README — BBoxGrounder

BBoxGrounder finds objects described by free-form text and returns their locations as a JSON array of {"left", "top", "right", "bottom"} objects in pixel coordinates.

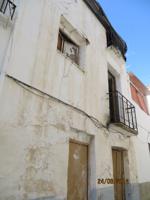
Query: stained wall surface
[{"left": 0, "top": 1, "right": 149, "bottom": 200}]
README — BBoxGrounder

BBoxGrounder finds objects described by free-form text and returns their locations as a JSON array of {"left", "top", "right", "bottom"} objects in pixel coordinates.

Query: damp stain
[{"left": 23, "top": 146, "right": 56, "bottom": 194}]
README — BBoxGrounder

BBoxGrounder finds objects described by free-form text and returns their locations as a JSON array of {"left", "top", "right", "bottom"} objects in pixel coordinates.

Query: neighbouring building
[
  {"left": 129, "top": 72, "right": 150, "bottom": 115},
  {"left": 128, "top": 72, "right": 150, "bottom": 200},
  {"left": 0, "top": 0, "right": 150, "bottom": 200},
  {"left": 147, "top": 86, "right": 150, "bottom": 112}
]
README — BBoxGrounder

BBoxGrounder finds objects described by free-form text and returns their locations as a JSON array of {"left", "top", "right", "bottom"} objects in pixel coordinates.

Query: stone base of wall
[
  {"left": 96, "top": 183, "right": 141, "bottom": 200},
  {"left": 139, "top": 182, "right": 150, "bottom": 200},
  {"left": 97, "top": 186, "right": 114, "bottom": 200},
  {"left": 125, "top": 183, "right": 140, "bottom": 200},
  {"left": 96, "top": 182, "right": 150, "bottom": 200},
  {"left": 25, "top": 183, "right": 150, "bottom": 200},
  {"left": 30, "top": 197, "right": 65, "bottom": 200}
]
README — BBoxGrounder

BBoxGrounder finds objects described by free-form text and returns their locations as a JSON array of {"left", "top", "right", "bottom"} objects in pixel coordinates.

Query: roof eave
[{"left": 83, "top": 0, "right": 127, "bottom": 60}]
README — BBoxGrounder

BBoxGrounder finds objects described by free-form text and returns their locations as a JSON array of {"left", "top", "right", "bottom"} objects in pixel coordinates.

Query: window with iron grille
[
  {"left": 57, "top": 30, "right": 80, "bottom": 65},
  {"left": 0, "top": 0, "right": 16, "bottom": 20}
]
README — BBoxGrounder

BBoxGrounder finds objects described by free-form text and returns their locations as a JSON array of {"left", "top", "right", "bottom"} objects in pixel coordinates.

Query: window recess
[
  {"left": 57, "top": 15, "right": 89, "bottom": 69},
  {"left": 57, "top": 30, "right": 79, "bottom": 65}
]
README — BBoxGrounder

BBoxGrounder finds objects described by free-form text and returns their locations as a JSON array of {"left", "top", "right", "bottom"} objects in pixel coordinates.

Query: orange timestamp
[{"left": 97, "top": 178, "right": 129, "bottom": 184}]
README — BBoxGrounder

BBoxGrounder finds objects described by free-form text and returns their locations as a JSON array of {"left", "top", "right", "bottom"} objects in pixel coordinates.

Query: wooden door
[
  {"left": 112, "top": 149, "right": 125, "bottom": 200},
  {"left": 67, "top": 141, "right": 88, "bottom": 200}
]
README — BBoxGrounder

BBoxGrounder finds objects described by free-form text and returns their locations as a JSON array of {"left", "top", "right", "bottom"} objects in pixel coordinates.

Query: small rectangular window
[
  {"left": 148, "top": 143, "right": 150, "bottom": 153},
  {"left": 57, "top": 30, "right": 79, "bottom": 65}
]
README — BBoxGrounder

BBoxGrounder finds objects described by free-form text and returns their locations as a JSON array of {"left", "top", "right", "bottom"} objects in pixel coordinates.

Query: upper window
[
  {"left": 56, "top": 16, "right": 89, "bottom": 70},
  {"left": 57, "top": 30, "right": 79, "bottom": 65}
]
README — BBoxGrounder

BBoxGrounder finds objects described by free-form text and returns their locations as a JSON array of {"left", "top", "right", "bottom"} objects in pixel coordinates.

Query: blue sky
[{"left": 99, "top": 0, "right": 150, "bottom": 86}]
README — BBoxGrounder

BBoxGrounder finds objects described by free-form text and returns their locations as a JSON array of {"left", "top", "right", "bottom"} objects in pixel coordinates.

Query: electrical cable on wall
[
  {"left": 6, "top": 74, "right": 150, "bottom": 143},
  {"left": 6, "top": 74, "right": 107, "bottom": 130}
]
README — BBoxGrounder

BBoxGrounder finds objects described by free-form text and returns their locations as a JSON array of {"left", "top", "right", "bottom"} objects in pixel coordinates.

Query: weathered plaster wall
[
  {"left": 5, "top": 0, "right": 108, "bottom": 124},
  {"left": 130, "top": 106, "right": 150, "bottom": 200},
  {"left": 124, "top": 74, "right": 150, "bottom": 185},
  {"left": 122, "top": 72, "right": 150, "bottom": 200},
  {"left": 0, "top": 77, "right": 139, "bottom": 200},
  {"left": 0, "top": 0, "right": 149, "bottom": 200},
  {"left": 135, "top": 107, "right": 150, "bottom": 176}
]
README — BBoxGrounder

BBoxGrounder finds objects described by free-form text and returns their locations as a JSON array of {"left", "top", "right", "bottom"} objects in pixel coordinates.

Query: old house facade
[{"left": 0, "top": 0, "right": 150, "bottom": 200}]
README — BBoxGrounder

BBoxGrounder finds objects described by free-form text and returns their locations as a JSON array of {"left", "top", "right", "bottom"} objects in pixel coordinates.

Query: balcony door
[
  {"left": 108, "top": 72, "right": 116, "bottom": 93},
  {"left": 108, "top": 72, "right": 119, "bottom": 122}
]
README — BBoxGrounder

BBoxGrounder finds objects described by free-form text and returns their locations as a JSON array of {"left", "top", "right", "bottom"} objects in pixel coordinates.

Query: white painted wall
[
  {"left": 0, "top": 0, "right": 149, "bottom": 199},
  {"left": 131, "top": 103, "right": 150, "bottom": 183},
  {"left": 123, "top": 75, "right": 150, "bottom": 184}
]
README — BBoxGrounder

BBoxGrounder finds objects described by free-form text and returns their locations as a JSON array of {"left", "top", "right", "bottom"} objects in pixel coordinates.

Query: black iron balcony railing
[
  {"left": 0, "top": 0, "right": 16, "bottom": 20},
  {"left": 109, "top": 90, "right": 138, "bottom": 134}
]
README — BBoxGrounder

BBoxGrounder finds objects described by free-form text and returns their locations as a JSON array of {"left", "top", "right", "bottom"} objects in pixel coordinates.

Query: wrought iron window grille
[{"left": 0, "top": 0, "right": 16, "bottom": 20}]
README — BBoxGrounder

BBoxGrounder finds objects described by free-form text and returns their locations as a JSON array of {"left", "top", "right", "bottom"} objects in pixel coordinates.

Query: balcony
[
  {"left": 0, "top": 0, "right": 16, "bottom": 20},
  {"left": 109, "top": 90, "right": 138, "bottom": 135}
]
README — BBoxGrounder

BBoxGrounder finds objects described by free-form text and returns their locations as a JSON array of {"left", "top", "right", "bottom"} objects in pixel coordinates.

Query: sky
[{"left": 98, "top": 0, "right": 150, "bottom": 86}]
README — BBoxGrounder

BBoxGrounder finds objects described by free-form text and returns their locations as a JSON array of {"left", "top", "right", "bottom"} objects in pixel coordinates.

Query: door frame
[{"left": 112, "top": 148, "right": 126, "bottom": 200}]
